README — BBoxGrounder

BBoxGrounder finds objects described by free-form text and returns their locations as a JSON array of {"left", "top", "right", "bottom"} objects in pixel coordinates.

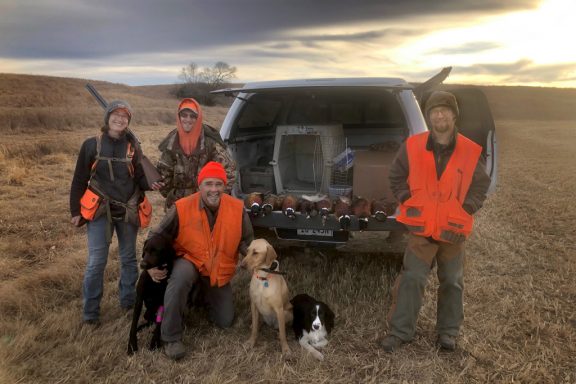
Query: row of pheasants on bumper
[{"left": 243, "top": 192, "right": 399, "bottom": 229}]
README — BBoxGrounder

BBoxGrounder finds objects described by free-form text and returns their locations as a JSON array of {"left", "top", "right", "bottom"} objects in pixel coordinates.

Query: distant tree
[
  {"left": 175, "top": 61, "right": 237, "bottom": 106},
  {"left": 179, "top": 62, "right": 200, "bottom": 84},
  {"left": 200, "top": 61, "right": 237, "bottom": 86}
]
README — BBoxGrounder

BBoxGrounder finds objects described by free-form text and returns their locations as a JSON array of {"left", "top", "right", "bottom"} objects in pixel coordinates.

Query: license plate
[{"left": 296, "top": 229, "right": 333, "bottom": 237}]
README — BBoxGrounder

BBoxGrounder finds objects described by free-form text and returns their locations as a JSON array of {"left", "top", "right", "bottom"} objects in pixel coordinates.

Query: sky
[{"left": 0, "top": 0, "right": 574, "bottom": 87}]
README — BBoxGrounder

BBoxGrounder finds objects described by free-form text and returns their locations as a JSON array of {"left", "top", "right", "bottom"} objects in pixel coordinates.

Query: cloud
[
  {"left": 0, "top": 0, "right": 538, "bottom": 60},
  {"left": 2, "top": 0, "right": 557, "bottom": 86},
  {"left": 297, "top": 28, "right": 423, "bottom": 43},
  {"left": 428, "top": 41, "right": 501, "bottom": 55},
  {"left": 456, "top": 59, "right": 576, "bottom": 84}
]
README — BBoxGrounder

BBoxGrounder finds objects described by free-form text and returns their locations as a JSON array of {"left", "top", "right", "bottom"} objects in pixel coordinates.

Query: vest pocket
[
  {"left": 138, "top": 195, "right": 153, "bottom": 228},
  {"left": 437, "top": 200, "right": 473, "bottom": 242},
  {"left": 399, "top": 195, "right": 427, "bottom": 232},
  {"left": 80, "top": 188, "right": 102, "bottom": 221}
]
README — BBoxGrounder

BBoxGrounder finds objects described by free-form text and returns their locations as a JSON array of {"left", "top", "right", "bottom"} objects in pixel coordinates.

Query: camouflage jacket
[{"left": 157, "top": 124, "right": 237, "bottom": 209}]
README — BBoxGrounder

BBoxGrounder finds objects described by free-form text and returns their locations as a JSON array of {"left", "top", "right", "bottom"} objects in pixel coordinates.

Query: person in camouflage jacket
[{"left": 157, "top": 98, "right": 237, "bottom": 209}]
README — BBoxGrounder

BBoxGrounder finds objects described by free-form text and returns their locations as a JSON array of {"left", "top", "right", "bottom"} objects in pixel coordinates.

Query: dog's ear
[{"left": 265, "top": 242, "right": 278, "bottom": 265}]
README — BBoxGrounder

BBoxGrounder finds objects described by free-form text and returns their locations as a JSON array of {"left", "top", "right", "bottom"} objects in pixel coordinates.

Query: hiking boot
[
  {"left": 437, "top": 334, "right": 456, "bottom": 351},
  {"left": 380, "top": 334, "right": 404, "bottom": 352},
  {"left": 164, "top": 341, "right": 186, "bottom": 360}
]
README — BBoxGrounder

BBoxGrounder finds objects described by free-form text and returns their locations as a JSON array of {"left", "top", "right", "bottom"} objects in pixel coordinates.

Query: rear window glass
[
  {"left": 236, "top": 96, "right": 282, "bottom": 134},
  {"left": 233, "top": 88, "right": 406, "bottom": 136}
]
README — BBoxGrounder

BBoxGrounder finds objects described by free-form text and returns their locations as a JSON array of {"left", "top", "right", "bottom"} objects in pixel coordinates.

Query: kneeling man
[{"left": 147, "top": 161, "right": 253, "bottom": 360}]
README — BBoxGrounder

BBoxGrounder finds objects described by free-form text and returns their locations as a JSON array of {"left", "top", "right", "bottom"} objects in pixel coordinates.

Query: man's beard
[{"left": 431, "top": 121, "right": 453, "bottom": 134}]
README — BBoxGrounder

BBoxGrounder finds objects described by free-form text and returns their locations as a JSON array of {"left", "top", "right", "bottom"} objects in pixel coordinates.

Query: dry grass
[
  {"left": 0, "top": 75, "right": 575, "bottom": 383},
  {"left": 0, "top": 74, "right": 200, "bottom": 132}
]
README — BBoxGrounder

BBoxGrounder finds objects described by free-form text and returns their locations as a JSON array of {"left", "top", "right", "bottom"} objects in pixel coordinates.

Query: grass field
[{"left": 0, "top": 75, "right": 575, "bottom": 383}]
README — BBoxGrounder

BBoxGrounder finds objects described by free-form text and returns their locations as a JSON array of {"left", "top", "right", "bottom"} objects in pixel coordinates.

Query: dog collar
[
  {"left": 254, "top": 272, "right": 270, "bottom": 287},
  {"left": 258, "top": 260, "right": 286, "bottom": 275},
  {"left": 258, "top": 268, "right": 286, "bottom": 275},
  {"left": 254, "top": 273, "right": 269, "bottom": 281}
]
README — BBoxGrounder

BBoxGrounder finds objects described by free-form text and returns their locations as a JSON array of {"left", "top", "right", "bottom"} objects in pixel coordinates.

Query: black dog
[
  {"left": 127, "top": 234, "right": 175, "bottom": 355},
  {"left": 291, "top": 293, "right": 335, "bottom": 361}
]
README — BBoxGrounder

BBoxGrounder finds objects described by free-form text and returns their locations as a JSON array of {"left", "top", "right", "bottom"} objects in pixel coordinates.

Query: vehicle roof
[{"left": 213, "top": 77, "right": 413, "bottom": 94}]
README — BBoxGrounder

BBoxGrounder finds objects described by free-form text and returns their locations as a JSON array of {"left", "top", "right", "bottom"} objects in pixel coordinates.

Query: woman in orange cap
[{"left": 156, "top": 98, "right": 237, "bottom": 209}]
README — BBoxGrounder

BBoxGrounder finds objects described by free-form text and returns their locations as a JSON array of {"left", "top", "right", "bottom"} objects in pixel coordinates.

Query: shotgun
[{"left": 85, "top": 83, "right": 162, "bottom": 186}]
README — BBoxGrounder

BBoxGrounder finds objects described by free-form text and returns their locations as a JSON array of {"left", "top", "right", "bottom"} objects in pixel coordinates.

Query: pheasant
[
  {"left": 334, "top": 196, "right": 352, "bottom": 230},
  {"left": 316, "top": 195, "right": 333, "bottom": 226},
  {"left": 281, "top": 194, "right": 298, "bottom": 220},
  {"left": 352, "top": 196, "right": 371, "bottom": 231},
  {"left": 245, "top": 192, "right": 263, "bottom": 216},
  {"left": 262, "top": 194, "right": 281, "bottom": 216}
]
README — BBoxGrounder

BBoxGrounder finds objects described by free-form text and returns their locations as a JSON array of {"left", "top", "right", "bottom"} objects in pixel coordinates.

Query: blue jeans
[{"left": 83, "top": 215, "right": 139, "bottom": 321}]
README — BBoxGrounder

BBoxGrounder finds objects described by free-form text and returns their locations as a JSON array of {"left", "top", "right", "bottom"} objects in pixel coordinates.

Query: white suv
[{"left": 214, "top": 68, "right": 497, "bottom": 247}]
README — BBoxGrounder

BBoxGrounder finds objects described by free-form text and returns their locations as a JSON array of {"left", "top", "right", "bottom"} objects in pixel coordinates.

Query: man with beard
[
  {"left": 147, "top": 161, "right": 253, "bottom": 360},
  {"left": 381, "top": 91, "right": 490, "bottom": 352}
]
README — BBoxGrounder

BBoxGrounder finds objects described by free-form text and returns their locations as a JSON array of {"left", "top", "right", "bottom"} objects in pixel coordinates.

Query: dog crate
[
  {"left": 272, "top": 125, "right": 345, "bottom": 194},
  {"left": 240, "top": 166, "right": 275, "bottom": 193}
]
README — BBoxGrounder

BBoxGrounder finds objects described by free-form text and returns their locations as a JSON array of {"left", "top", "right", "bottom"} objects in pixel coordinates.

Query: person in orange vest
[
  {"left": 381, "top": 91, "right": 491, "bottom": 352},
  {"left": 147, "top": 161, "right": 253, "bottom": 360}
]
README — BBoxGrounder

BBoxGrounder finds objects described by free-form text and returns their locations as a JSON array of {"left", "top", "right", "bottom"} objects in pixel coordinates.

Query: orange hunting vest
[
  {"left": 174, "top": 192, "right": 244, "bottom": 287},
  {"left": 396, "top": 132, "right": 482, "bottom": 243}
]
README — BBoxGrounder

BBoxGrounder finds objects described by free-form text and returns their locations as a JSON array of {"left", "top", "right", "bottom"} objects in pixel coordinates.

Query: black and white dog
[
  {"left": 290, "top": 293, "right": 335, "bottom": 361},
  {"left": 127, "top": 234, "right": 175, "bottom": 355}
]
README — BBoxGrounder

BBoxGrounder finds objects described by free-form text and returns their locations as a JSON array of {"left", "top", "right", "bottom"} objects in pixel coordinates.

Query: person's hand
[
  {"left": 70, "top": 215, "right": 86, "bottom": 227},
  {"left": 151, "top": 181, "right": 165, "bottom": 191},
  {"left": 148, "top": 267, "right": 168, "bottom": 283}
]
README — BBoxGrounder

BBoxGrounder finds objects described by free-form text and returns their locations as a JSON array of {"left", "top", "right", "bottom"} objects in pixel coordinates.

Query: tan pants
[{"left": 387, "top": 233, "right": 465, "bottom": 341}]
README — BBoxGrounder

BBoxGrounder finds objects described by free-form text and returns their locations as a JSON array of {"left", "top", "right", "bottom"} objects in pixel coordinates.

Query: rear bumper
[{"left": 247, "top": 210, "right": 406, "bottom": 244}]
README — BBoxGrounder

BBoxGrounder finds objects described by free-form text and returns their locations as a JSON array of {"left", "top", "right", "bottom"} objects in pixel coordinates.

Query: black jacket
[{"left": 69, "top": 133, "right": 149, "bottom": 217}]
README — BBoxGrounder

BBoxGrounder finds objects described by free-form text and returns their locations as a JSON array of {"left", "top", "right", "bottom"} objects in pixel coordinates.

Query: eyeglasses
[
  {"left": 429, "top": 107, "right": 453, "bottom": 117},
  {"left": 179, "top": 112, "right": 197, "bottom": 119}
]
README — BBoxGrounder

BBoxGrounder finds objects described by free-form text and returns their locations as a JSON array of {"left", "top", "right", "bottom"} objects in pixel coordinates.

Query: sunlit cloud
[
  {"left": 429, "top": 42, "right": 502, "bottom": 56},
  {"left": 394, "top": 0, "right": 576, "bottom": 86},
  {"left": 458, "top": 60, "right": 576, "bottom": 83}
]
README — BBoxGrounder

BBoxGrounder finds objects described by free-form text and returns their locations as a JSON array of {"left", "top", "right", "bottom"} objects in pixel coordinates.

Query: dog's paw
[
  {"left": 281, "top": 344, "right": 292, "bottom": 357},
  {"left": 311, "top": 349, "right": 324, "bottom": 361}
]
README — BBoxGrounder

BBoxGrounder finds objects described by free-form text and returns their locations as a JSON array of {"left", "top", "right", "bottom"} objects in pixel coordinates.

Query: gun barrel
[
  {"left": 84, "top": 83, "right": 162, "bottom": 186},
  {"left": 85, "top": 83, "right": 108, "bottom": 109}
]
